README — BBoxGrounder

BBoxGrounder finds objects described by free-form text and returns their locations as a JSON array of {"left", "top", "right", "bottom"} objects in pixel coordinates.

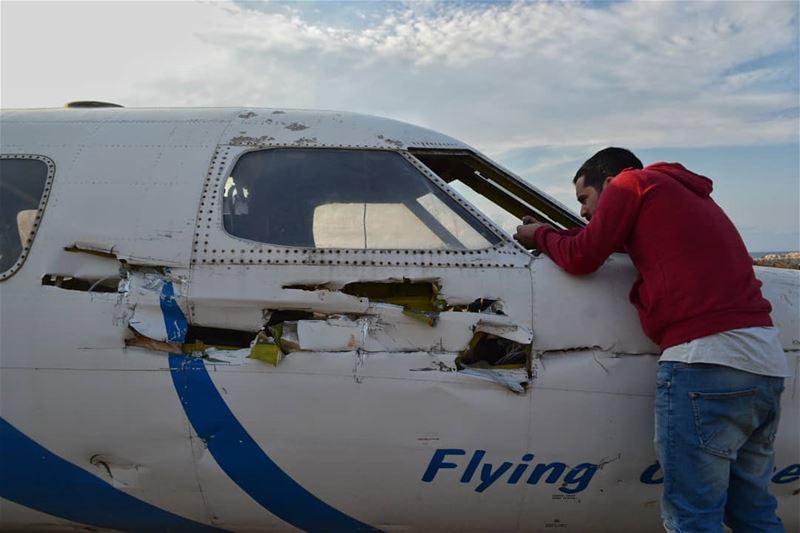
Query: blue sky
[{"left": 2, "top": 0, "right": 798, "bottom": 251}]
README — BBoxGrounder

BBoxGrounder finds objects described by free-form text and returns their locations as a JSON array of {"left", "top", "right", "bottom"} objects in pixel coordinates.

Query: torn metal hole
[
  {"left": 126, "top": 325, "right": 285, "bottom": 366},
  {"left": 453, "top": 330, "right": 533, "bottom": 393},
  {"left": 41, "top": 274, "right": 120, "bottom": 293},
  {"left": 125, "top": 330, "right": 182, "bottom": 353},
  {"left": 184, "top": 325, "right": 255, "bottom": 349},
  {"left": 282, "top": 282, "right": 504, "bottom": 317},
  {"left": 340, "top": 281, "right": 444, "bottom": 311},
  {"left": 458, "top": 332, "right": 530, "bottom": 370},
  {"left": 284, "top": 280, "right": 445, "bottom": 312},
  {"left": 265, "top": 309, "right": 315, "bottom": 327},
  {"left": 452, "top": 297, "right": 503, "bottom": 314}
]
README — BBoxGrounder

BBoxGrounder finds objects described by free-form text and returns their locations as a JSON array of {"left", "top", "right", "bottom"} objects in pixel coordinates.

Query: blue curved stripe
[
  {"left": 159, "top": 280, "right": 188, "bottom": 343},
  {"left": 0, "top": 417, "right": 226, "bottom": 532},
  {"left": 168, "top": 356, "right": 381, "bottom": 533},
  {"left": 160, "top": 282, "right": 380, "bottom": 532}
]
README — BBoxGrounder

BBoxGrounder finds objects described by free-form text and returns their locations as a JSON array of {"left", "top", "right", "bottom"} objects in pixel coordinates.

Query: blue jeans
[{"left": 655, "top": 362, "right": 784, "bottom": 533}]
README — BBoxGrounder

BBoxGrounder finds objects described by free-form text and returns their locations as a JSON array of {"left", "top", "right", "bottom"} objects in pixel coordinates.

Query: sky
[{"left": 1, "top": 0, "right": 798, "bottom": 252}]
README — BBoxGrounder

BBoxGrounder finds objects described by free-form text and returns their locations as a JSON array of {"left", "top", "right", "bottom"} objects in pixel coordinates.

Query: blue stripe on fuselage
[
  {"left": 168, "top": 355, "right": 381, "bottom": 532},
  {"left": 0, "top": 417, "right": 226, "bottom": 532},
  {"left": 159, "top": 279, "right": 189, "bottom": 343},
  {"left": 161, "top": 280, "right": 380, "bottom": 532}
]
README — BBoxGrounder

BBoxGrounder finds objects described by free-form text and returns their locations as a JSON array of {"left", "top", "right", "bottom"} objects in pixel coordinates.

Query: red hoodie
[{"left": 533, "top": 162, "right": 772, "bottom": 350}]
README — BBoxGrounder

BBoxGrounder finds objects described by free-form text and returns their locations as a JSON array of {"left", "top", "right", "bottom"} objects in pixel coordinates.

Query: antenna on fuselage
[{"left": 64, "top": 101, "right": 124, "bottom": 108}]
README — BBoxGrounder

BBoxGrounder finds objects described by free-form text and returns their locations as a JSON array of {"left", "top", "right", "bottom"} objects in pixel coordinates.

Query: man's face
[{"left": 574, "top": 176, "right": 602, "bottom": 221}]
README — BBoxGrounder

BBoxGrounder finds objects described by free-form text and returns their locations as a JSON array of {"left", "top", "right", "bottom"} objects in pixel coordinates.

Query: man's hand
[{"left": 514, "top": 219, "right": 549, "bottom": 249}]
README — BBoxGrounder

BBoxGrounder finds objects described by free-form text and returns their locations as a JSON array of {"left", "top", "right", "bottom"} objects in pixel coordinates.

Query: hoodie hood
[{"left": 646, "top": 162, "right": 713, "bottom": 198}]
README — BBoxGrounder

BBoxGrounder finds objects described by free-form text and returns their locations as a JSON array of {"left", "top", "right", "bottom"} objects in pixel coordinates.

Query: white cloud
[
  {"left": 2, "top": 0, "right": 798, "bottom": 155},
  {"left": 1, "top": 1, "right": 797, "bottom": 250}
]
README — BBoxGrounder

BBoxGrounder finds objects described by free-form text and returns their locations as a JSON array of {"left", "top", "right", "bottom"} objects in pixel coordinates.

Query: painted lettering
[
  {"left": 476, "top": 461, "right": 513, "bottom": 493},
  {"left": 639, "top": 461, "right": 798, "bottom": 485},
  {"left": 772, "top": 464, "right": 800, "bottom": 484},
  {"left": 460, "top": 450, "right": 485, "bottom": 483},
  {"left": 527, "top": 462, "right": 566, "bottom": 485},
  {"left": 421, "top": 448, "right": 465, "bottom": 482},
  {"left": 507, "top": 453, "right": 534, "bottom": 484},
  {"left": 424, "top": 452, "right": 798, "bottom": 493},
  {"left": 422, "top": 449, "right": 599, "bottom": 494},
  {"left": 561, "top": 463, "right": 598, "bottom": 494},
  {"left": 640, "top": 462, "right": 664, "bottom": 485}
]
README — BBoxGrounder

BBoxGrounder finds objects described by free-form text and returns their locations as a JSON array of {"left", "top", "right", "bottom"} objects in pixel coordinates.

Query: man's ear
[{"left": 604, "top": 175, "right": 614, "bottom": 187}]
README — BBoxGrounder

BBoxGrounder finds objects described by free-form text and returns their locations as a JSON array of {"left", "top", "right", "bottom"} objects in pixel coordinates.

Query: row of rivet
[{"left": 190, "top": 146, "right": 524, "bottom": 268}]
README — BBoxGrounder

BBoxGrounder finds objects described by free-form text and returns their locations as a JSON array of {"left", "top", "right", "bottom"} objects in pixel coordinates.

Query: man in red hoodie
[{"left": 514, "top": 148, "right": 788, "bottom": 533}]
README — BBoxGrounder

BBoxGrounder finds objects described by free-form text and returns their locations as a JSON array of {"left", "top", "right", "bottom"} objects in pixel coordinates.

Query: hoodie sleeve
[{"left": 532, "top": 171, "right": 642, "bottom": 275}]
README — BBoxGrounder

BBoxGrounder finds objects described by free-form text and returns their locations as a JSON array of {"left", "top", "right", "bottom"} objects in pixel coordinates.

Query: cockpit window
[
  {"left": 222, "top": 149, "right": 500, "bottom": 249},
  {"left": 0, "top": 156, "right": 53, "bottom": 280},
  {"left": 409, "top": 149, "right": 584, "bottom": 234}
]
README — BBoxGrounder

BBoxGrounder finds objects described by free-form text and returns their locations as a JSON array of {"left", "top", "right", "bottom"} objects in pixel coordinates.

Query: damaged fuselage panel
[
  {"left": 119, "top": 265, "right": 534, "bottom": 392},
  {"left": 3, "top": 107, "right": 797, "bottom": 533}
]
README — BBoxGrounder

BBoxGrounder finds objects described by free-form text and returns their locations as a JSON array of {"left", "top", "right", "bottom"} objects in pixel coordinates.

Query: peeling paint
[
  {"left": 229, "top": 134, "right": 276, "bottom": 146},
  {"left": 284, "top": 122, "right": 309, "bottom": 132},
  {"left": 292, "top": 137, "right": 318, "bottom": 144},
  {"left": 238, "top": 112, "right": 257, "bottom": 119},
  {"left": 382, "top": 138, "right": 403, "bottom": 148}
]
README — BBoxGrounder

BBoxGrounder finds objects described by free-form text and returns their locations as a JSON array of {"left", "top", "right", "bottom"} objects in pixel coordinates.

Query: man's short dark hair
[{"left": 573, "top": 147, "right": 643, "bottom": 190}]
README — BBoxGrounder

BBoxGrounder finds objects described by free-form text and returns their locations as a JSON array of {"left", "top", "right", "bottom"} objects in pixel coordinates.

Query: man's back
[{"left": 613, "top": 162, "right": 773, "bottom": 348}]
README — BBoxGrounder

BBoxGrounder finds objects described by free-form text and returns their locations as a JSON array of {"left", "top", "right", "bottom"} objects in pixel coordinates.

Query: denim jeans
[{"left": 655, "top": 362, "right": 785, "bottom": 533}]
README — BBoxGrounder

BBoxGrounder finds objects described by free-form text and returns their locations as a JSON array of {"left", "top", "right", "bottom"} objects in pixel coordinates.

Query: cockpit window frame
[
  {"left": 408, "top": 148, "right": 585, "bottom": 232},
  {"left": 215, "top": 147, "right": 508, "bottom": 252},
  {"left": 0, "top": 154, "right": 56, "bottom": 281}
]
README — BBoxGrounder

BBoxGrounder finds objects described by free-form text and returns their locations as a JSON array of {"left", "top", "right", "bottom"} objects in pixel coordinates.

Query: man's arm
[
  {"left": 518, "top": 175, "right": 642, "bottom": 275},
  {"left": 516, "top": 216, "right": 582, "bottom": 238},
  {"left": 514, "top": 223, "right": 579, "bottom": 242}
]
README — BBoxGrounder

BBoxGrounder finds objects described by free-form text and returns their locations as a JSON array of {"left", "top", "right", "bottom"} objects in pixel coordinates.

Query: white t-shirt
[{"left": 659, "top": 326, "right": 791, "bottom": 378}]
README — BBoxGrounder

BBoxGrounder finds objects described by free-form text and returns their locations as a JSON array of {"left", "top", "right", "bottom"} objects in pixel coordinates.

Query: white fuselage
[{"left": 1, "top": 107, "right": 797, "bottom": 532}]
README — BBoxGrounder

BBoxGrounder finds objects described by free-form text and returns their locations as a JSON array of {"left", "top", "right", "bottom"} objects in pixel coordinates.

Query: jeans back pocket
[{"left": 689, "top": 388, "right": 758, "bottom": 459}]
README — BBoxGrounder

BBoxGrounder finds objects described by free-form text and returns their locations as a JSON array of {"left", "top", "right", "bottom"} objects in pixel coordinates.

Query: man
[{"left": 514, "top": 148, "right": 789, "bottom": 533}]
